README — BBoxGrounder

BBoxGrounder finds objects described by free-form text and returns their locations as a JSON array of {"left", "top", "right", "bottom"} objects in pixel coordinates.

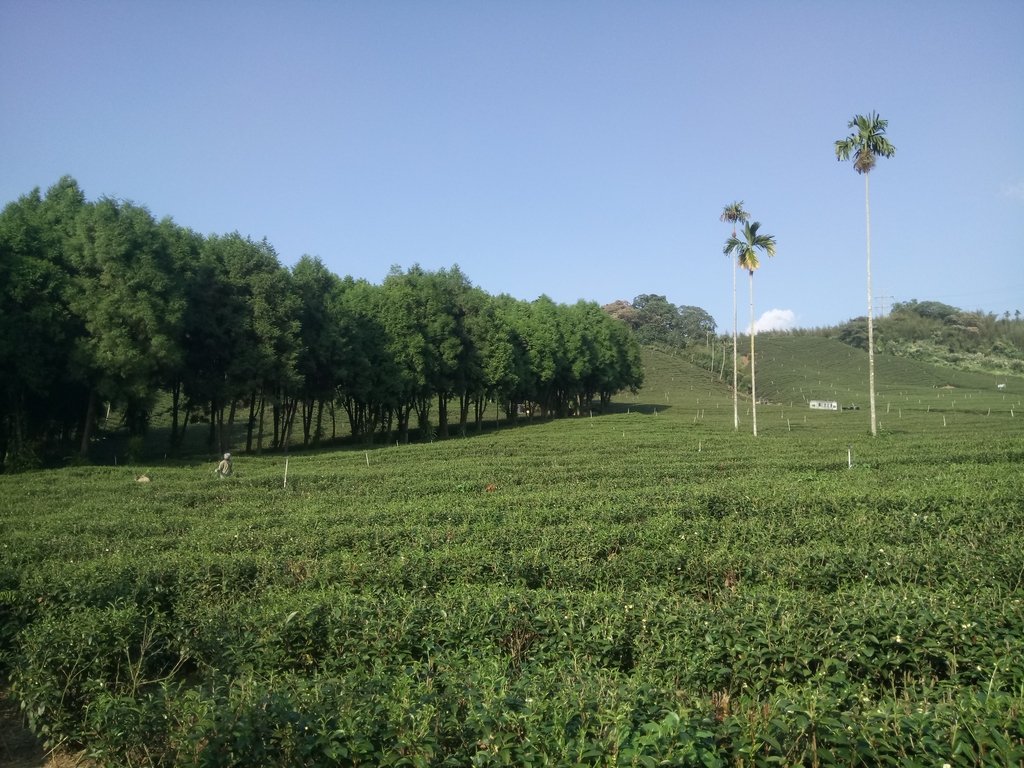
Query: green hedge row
[{"left": 10, "top": 584, "right": 1023, "bottom": 765}]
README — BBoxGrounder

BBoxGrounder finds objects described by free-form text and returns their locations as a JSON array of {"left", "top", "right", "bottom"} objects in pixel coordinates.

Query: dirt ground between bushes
[{"left": 0, "top": 689, "right": 90, "bottom": 768}]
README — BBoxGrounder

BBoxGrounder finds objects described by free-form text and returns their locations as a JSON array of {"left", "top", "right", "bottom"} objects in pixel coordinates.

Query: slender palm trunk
[
  {"left": 79, "top": 388, "right": 98, "bottom": 458},
  {"left": 731, "top": 234, "right": 739, "bottom": 430},
  {"left": 865, "top": 173, "right": 877, "bottom": 437},
  {"left": 749, "top": 271, "right": 758, "bottom": 437}
]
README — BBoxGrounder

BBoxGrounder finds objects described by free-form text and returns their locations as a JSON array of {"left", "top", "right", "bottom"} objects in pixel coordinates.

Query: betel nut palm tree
[
  {"left": 835, "top": 111, "right": 896, "bottom": 437},
  {"left": 723, "top": 221, "right": 776, "bottom": 437},
  {"left": 720, "top": 201, "right": 749, "bottom": 431}
]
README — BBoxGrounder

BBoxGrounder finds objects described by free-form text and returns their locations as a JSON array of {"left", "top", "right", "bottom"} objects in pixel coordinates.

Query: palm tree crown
[
  {"left": 835, "top": 112, "right": 896, "bottom": 174},
  {"left": 723, "top": 221, "right": 777, "bottom": 274},
  {"left": 719, "top": 201, "right": 750, "bottom": 232}
]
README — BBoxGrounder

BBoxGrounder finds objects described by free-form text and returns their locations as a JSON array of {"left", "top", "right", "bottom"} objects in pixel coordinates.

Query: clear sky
[{"left": 2, "top": 0, "right": 1022, "bottom": 332}]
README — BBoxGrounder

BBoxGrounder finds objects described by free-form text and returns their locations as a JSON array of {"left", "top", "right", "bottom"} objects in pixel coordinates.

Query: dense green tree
[
  {"left": 422, "top": 266, "right": 475, "bottom": 439},
  {"left": 523, "top": 295, "right": 573, "bottom": 417},
  {"left": 677, "top": 305, "right": 716, "bottom": 343},
  {"left": 457, "top": 286, "right": 499, "bottom": 434},
  {"left": 158, "top": 219, "right": 205, "bottom": 452},
  {"left": 0, "top": 178, "right": 85, "bottom": 467},
  {"left": 291, "top": 256, "right": 352, "bottom": 445},
  {"left": 567, "top": 301, "right": 644, "bottom": 412},
  {"left": 491, "top": 295, "right": 536, "bottom": 421},
  {"left": 185, "top": 233, "right": 298, "bottom": 454},
  {"left": 244, "top": 248, "right": 301, "bottom": 452},
  {"left": 631, "top": 294, "right": 678, "bottom": 346},
  {"left": 176, "top": 234, "right": 248, "bottom": 452},
  {"left": 893, "top": 300, "right": 959, "bottom": 322},
  {"left": 627, "top": 295, "right": 716, "bottom": 349},
  {"left": 337, "top": 279, "right": 402, "bottom": 441},
  {"left": 1, "top": 177, "right": 649, "bottom": 467},
  {"left": 836, "top": 317, "right": 869, "bottom": 350},
  {"left": 603, "top": 317, "right": 644, "bottom": 407},
  {"left": 836, "top": 111, "right": 896, "bottom": 437},
  {"left": 374, "top": 267, "right": 433, "bottom": 443},
  {"left": 65, "top": 197, "right": 185, "bottom": 455}
]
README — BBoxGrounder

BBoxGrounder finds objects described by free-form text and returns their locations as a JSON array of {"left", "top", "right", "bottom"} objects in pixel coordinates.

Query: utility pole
[{"left": 874, "top": 294, "right": 894, "bottom": 317}]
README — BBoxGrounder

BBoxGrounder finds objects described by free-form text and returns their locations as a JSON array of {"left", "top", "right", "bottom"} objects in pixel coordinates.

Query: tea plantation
[{"left": 1, "top": 339, "right": 1022, "bottom": 766}]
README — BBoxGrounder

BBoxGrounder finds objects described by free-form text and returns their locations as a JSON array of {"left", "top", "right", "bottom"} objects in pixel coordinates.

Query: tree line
[
  {"left": 0, "top": 177, "right": 644, "bottom": 471},
  {"left": 829, "top": 300, "right": 1024, "bottom": 374},
  {"left": 601, "top": 295, "right": 716, "bottom": 349}
]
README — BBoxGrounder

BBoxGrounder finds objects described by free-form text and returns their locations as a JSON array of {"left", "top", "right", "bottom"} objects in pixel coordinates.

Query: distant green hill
[
  {"left": 827, "top": 302, "right": 1024, "bottom": 376},
  {"left": 752, "top": 335, "right": 1010, "bottom": 405},
  {"left": 643, "top": 335, "right": 1023, "bottom": 439}
]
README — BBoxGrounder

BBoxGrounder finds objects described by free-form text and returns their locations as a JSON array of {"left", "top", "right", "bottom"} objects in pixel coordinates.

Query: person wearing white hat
[{"left": 215, "top": 452, "right": 233, "bottom": 479}]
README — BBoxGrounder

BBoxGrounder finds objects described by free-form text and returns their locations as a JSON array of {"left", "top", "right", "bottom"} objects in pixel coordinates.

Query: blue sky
[{"left": 2, "top": 0, "right": 1022, "bottom": 331}]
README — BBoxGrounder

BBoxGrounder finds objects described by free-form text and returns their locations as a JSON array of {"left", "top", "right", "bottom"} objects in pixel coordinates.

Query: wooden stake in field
[{"left": 283, "top": 457, "right": 289, "bottom": 489}]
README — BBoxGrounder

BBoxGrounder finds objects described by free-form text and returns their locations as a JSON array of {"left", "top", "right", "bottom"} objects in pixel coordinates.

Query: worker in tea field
[{"left": 215, "top": 452, "right": 233, "bottom": 479}]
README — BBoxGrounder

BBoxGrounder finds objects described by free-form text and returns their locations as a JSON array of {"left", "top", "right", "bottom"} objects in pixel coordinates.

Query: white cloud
[
  {"left": 751, "top": 308, "right": 797, "bottom": 333},
  {"left": 1002, "top": 181, "right": 1024, "bottom": 202}
]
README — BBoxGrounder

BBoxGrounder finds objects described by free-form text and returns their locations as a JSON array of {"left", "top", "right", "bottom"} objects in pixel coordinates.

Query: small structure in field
[{"left": 809, "top": 400, "right": 839, "bottom": 411}]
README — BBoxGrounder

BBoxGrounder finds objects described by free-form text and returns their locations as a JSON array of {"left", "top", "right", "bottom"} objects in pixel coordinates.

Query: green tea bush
[{"left": 1, "top": 347, "right": 1022, "bottom": 764}]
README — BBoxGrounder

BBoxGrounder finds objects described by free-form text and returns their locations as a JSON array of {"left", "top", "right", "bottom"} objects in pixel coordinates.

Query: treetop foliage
[
  {"left": 829, "top": 300, "right": 1024, "bottom": 375},
  {"left": 602, "top": 294, "right": 716, "bottom": 349}
]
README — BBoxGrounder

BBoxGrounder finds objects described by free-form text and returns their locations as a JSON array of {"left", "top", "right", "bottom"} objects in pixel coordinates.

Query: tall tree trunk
[
  {"left": 865, "top": 172, "right": 878, "bottom": 437},
  {"left": 459, "top": 392, "right": 470, "bottom": 436},
  {"left": 397, "top": 404, "right": 410, "bottom": 444},
  {"left": 302, "top": 398, "right": 313, "bottom": 446},
  {"left": 256, "top": 393, "right": 266, "bottom": 454},
  {"left": 314, "top": 399, "right": 325, "bottom": 445},
  {"left": 749, "top": 271, "right": 758, "bottom": 438},
  {"left": 272, "top": 400, "right": 280, "bottom": 449},
  {"left": 246, "top": 391, "right": 258, "bottom": 453},
  {"left": 0, "top": 414, "right": 9, "bottom": 471},
  {"left": 218, "top": 405, "right": 227, "bottom": 455},
  {"left": 179, "top": 402, "right": 191, "bottom": 446},
  {"left": 79, "top": 389, "right": 98, "bottom": 458},
  {"left": 169, "top": 382, "right": 182, "bottom": 451},
  {"left": 732, "top": 241, "right": 739, "bottom": 430},
  {"left": 415, "top": 397, "right": 431, "bottom": 441},
  {"left": 280, "top": 397, "right": 298, "bottom": 451},
  {"left": 208, "top": 399, "right": 217, "bottom": 451},
  {"left": 282, "top": 398, "right": 299, "bottom": 450},
  {"left": 343, "top": 397, "right": 359, "bottom": 438},
  {"left": 437, "top": 394, "right": 449, "bottom": 439}
]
